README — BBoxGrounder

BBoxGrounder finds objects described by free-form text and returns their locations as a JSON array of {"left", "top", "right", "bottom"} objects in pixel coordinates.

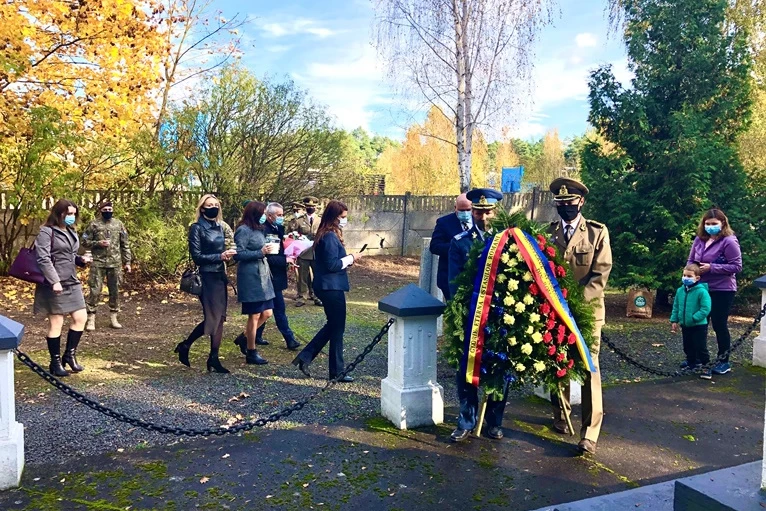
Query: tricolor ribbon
[
  {"left": 461, "top": 229, "right": 511, "bottom": 386},
  {"left": 511, "top": 228, "right": 597, "bottom": 373}
]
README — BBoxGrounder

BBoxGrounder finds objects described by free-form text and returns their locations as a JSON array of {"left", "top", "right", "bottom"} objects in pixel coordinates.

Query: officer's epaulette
[
  {"left": 585, "top": 219, "right": 605, "bottom": 229},
  {"left": 549, "top": 220, "right": 558, "bottom": 227},
  {"left": 454, "top": 231, "right": 470, "bottom": 240}
]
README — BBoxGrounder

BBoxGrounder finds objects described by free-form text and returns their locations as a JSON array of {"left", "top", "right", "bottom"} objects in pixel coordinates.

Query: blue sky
[{"left": 216, "top": 0, "right": 630, "bottom": 141}]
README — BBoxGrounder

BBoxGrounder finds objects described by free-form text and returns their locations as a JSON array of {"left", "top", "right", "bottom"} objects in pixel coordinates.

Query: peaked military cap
[
  {"left": 550, "top": 177, "right": 589, "bottom": 201},
  {"left": 466, "top": 188, "right": 503, "bottom": 210},
  {"left": 302, "top": 196, "right": 319, "bottom": 207}
]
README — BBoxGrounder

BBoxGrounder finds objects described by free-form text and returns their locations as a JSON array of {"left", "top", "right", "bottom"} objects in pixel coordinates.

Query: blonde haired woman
[{"left": 174, "top": 195, "right": 236, "bottom": 373}]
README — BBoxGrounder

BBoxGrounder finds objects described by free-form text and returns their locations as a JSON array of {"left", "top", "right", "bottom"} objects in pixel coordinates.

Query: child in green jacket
[{"left": 671, "top": 263, "right": 711, "bottom": 370}]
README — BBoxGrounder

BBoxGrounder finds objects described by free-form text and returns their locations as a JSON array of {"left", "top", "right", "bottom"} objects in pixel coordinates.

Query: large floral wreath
[{"left": 443, "top": 211, "right": 596, "bottom": 400}]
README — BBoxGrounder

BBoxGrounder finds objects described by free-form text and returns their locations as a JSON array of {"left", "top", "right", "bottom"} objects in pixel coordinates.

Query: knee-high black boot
[
  {"left": 62, "top": 330, "right": 84, "bottom": 372},
  {"left": 46, "top": 336, "right": 69, "bottom": 377}
]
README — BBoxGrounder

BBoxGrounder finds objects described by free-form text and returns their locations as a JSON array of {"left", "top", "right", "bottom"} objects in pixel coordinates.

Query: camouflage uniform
[
  {"left": 82, "top": 216, "right": 132, "bottom": 314},
  {"left": 290, "top": 197, "right": 321, "bottom": 305}
]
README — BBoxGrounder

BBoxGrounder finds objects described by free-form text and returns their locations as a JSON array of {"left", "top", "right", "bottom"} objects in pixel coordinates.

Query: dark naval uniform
[
  {"left": 546, "top": 177, "right": 612, "bottom": 455},
  {"left": 448, "top": 188, "right": 509, "bottom": 443}
]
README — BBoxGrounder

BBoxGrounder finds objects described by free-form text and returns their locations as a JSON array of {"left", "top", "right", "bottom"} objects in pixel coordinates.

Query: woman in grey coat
[
  {"left": 35, "top": 199, "right": 92, "bottom": 377},
  {"left": 234, "top": 201, "right": 277, "bottom": 365}
]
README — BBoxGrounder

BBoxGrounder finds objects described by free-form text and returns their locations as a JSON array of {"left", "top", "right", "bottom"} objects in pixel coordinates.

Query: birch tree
[{"left": 373, "top": 0, "right": 550, "bottom": 192}]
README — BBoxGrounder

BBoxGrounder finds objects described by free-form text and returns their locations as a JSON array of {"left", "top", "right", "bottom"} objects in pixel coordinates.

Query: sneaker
[
  {"left": 712, "top": 362, "right": 731, "bottom": 375},
  {"left": 679, "top": 360, "right": 689, "bottom": 369},
  {"left": 700, "top": 368, "right": 712, "bottom": 380}
]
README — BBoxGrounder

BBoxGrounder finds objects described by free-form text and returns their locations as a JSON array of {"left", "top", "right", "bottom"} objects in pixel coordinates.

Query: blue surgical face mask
[
  {"left": 275, "top": 216, "right": 284, "bottom": 226},
  {"left": 259, "top": 214, "right": 267, "bottom": 224},
  {"left": 64, "top": 215, "right": 76, "bottom": 226},
  {"left": 705, "top": 224, "right": 722, "bottom": 236},
  {"left": 456, "top": 211, "right": 472, "bottom": 223},
  {"left": 682, "top": 276, "right": 697, "bottom": 287}
]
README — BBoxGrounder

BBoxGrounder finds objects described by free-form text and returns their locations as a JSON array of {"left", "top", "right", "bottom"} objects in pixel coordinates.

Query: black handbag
[{"left": 180, "top": 265, "right": 202, "bottom": 296}]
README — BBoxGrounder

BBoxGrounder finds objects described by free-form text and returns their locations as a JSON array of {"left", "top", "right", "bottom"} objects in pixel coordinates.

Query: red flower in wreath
[
  {"left": 567, "top": 333, "right": 577, "bottom": 345},
  {"left": 540, "top": 302, "right": 551, "bottom": 315},
  {"left": 556, "top": 265, "right": 567, "bottom": 278},
  {"left": 567, "top": 359, "right": 575, "bottom": 369},
  {"left": 547, "top": 345, "right": 557, "bottom": 356},
  {"left": 556, "top": 352, "right": 566, "bottom": 363},
  {"left": 529, "top": 283, "right": 539, "bottom": 296},
  {"left": 561, "top": 288, "right": 568, "bottom": 299},
  {"left": 543, "top": 331, "right": 553, "bottom": 344},
  {"left": 549, "top": 261, "right": 556, "bottom": 273},
  {"left": 557, "top": 324, "right": 566, "bottom": 336},
  {"left": 557, "top": 331, "right": 566, "bottom": 344},
  {"left": 545, "top": 246, "right": 556, "bottom": 258},
  {"left": 546, "top": 319, "right": 556, "bottom": 331},
  {"left": 536, "top": 234, "right": 546, "bottom": 245},
  {"left": 556, "top": 368, "right": 567, "bottom": 378}
]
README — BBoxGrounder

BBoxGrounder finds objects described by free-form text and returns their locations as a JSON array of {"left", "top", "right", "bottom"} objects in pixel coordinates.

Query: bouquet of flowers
[{"left": 444, "top": 210, "right": 596, "bottom": 400}]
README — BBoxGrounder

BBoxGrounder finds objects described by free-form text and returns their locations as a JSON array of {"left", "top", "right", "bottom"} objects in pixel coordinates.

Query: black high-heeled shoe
[
  {"left": 233, "top": 333, "right": 247, "bottom": 356},
  {"left": 246, "top": 349, "right": 268, "bottom": 365},
  {"left": 206, "top": 354, "right": 230, "bottom": 374},
  {"left": 292, "top": 357, "right": 311, "bottom": 377},
  {"left": 174, "top": 342, "right": 191, "bottom": 367},
  {"left": 62, "top": 349, "right": 84, "bottom": 372},
  {"left": 49, "top": 355, "right": 70, "bottom": 377}
]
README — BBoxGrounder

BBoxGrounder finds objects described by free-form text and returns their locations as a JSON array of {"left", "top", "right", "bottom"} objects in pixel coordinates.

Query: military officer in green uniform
[
  {"left": 546, "top": 177, "right": 612, "bottom": 455},
  {"left": 290, "top": 196, "right": 322, "bottom": 307},
  {"left": 82, "top": 201, "right": 133, "bottom": 330},
  {"left": 285, "top": 201, "right": 305, "bottom": 228}
]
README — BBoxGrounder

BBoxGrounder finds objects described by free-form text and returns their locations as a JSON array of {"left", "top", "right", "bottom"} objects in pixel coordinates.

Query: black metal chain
[
  {"left": 14, "top": 318, "right": 395, "bottom": 437},
  {"left": 602, "top": 302, "right": 766, "bottom": 378}
]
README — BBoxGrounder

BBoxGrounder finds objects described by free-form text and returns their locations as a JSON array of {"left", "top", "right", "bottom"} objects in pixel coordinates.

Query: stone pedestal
[
  {"left": 0, "top": 316, "right": 25, "bottom": 490},
  {"left": 752, "top": 277, "right": 766, "bottom": 369},
  {"left": 533, "top": 381, "right": 582, "bottom": 406},
  {"left": 379, "top": 284, "right": 445, "bottom": 429},
  {"left": 418, "top": 237, "right": 444, "bottom": 336}
]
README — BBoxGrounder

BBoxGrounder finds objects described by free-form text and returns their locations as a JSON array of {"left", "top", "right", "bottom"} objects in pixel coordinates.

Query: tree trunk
[{"left": 453, "top": 0, "right": 470, "bottom": 193}]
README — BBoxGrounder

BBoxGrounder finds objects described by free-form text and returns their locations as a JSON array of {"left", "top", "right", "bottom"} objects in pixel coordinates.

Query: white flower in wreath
[
  {"left": 521, "top": 343, "right": 533, "bottom": 355},
  {"left": 522, "top": 294, "right": 534, "bottom": 305},
  {"left": 514, "top": 302, "right": 525, "bottom": 313},
  {"left": 529, "top": 313, "right": 541, "bottom": 323},
  {"left": 503, "top": 295, "right": 515, "bottom": 306},
  {"left": 534, "top": 361, "right": 546, "bottom": 373},
  {"left": 515, "top": 363, "right": 526, "bottom": 372},
  {"left": 508, "top": 258, "right": 519, "bottom": 267},
  {"left": 507, "top": 279, "right": 519, "bottom": 291},
  {"left": 531, "top": 331, "right": 543, "bottom": 343},
  {"left": 496, "top": 274, "right": 507, "bottom": 284},
  {"left": 522, "top": 271, "right": 534, "bottom": 282},
  {"left": 526, "top": 325, "right": 534, "bottom": 335},
  {"left": 508, "top": 244, "right": 519, "bottom": 253},
  {"left": 500, "top": 253, "right": 510, "bottom": 264},
  {"left": 503, "top": 314, "right": 515, "bottom": 325},
  {"left": 508, "top": 336, "right": 518, "bottom": 346}
]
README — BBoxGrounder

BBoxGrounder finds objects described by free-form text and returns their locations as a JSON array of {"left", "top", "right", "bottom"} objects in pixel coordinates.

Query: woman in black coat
[
  {"left": 175, "top": 194, "right": 237, "bottom": 373},
  {"left": 292, "top": 200, "right": 363, "bottom": 382}
]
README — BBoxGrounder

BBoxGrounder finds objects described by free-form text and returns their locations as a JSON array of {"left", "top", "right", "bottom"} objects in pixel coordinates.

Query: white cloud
[
  {"left": 267, "top": 45, "right": 292, "bottom": 53},
  {"left": 575, "top": 33, "right": 598, "bottom": 48},
  {"left": 258, "top": 18, "right": 339, "bottom": 39}
]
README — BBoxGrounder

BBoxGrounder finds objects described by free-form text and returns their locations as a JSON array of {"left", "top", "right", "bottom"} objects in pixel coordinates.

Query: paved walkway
[{"left": 1, "top": 367, "right": 763, "bottom": 511}]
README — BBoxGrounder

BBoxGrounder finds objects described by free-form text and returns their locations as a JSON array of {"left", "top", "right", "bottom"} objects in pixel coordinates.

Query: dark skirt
[
  {"left": 242, "top": 299, "right": 274, "bottom": 315},
  {"left": 199, "top": 271, "right": 228, "bottom": 336},
  {"left": 34, "top": 282, "right": 86, "bottom": 315}
]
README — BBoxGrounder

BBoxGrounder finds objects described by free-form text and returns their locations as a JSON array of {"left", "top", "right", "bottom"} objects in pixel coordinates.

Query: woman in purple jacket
[{"left": 687, "top": 208, "right": 742, "bottom": 379}]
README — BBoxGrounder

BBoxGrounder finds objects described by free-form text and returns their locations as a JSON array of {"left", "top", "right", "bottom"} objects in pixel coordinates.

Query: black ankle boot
[
  {"left": 174, "top": 342, "right": 191, "bottom": 367},
  {"left": 49, "top": 355, "right": 69, "bottom": 377},
  {"left": 206, "top": 354, "right": 230, "bottom": 373},
  {"left": 233, "top": 333, "right": 247, "bottom": 356},
  {"left": 246, "top": 349, "right": 268, "bottom": 365},
  {"left": 62, "top": 330, "right": 84, "bottom": 372},
  {"left": 46, "top": 336, "right": 69, "bottom": 377}
]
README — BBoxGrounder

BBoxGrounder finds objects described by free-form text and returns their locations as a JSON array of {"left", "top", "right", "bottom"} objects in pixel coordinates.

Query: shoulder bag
[{"left": 9, "top": 230, "right": 54, "bottom": 285}]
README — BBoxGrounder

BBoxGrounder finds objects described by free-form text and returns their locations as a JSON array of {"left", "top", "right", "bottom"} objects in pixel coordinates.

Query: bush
[{"left": 121, "top": 202, "right": 192, "bottom": 277}]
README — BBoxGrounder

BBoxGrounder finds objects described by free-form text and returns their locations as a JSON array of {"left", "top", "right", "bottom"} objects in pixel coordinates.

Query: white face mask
[{"left": 339, "top": 218, "right": 348, "bottom": 228}]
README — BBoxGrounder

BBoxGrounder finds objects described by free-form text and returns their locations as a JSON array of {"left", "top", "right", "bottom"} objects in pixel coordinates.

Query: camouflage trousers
[{"left": 86, "top": 266, "right": 121, "bottom": 314}]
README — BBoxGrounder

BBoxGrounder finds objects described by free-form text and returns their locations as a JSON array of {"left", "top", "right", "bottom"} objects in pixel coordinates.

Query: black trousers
[
  {"left": 682, "top": 324, "right": 709, "bottom": 366},
  {"left": 437, "top": 283, "right": 451, "bottom": 303},
  {"left": 295, "top": 289, "right": 346, "bottom": 377},
  {"left": 256, "top": 288, "right": 295, "bottom": 345},
  {"left": 709, "top": 291, "right": 735, "bottom": 363},
  {"left": 455, "top": 372, "right": 508, "bottom": 431}
]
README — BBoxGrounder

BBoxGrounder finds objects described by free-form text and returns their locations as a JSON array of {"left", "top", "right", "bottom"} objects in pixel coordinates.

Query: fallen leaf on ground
[{"left": 200, "top": 477, "right": 209, "bottom": 484}]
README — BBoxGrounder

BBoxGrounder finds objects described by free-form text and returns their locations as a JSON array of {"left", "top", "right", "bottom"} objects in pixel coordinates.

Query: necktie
[
  {"left": 309, "top": 216, "right": 314, "bottom": 227},
  {"left": 565, "top": 225, "right": 573, "bottom": 242},
  {"left": 462, "top": 222, "right": 469, "bottom": 232}
]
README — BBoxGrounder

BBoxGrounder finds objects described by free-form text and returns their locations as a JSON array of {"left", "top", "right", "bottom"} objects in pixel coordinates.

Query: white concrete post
[
  {"left": 379, "top": 284, "right": 445, "bottom": 429},
  {"left": 751, "top": 277, "right": 766, "bottom": 368},
  {"left": 0, "top": 316, "right": 25, "bottom": 490},
  {"left": 419, "top": 237, "right": 444, "bottom": 336}
]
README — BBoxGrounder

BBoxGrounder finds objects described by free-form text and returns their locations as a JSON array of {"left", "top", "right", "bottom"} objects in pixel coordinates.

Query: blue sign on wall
[{"left": 501, "top": 166, "right": 524, "bottom": 193}]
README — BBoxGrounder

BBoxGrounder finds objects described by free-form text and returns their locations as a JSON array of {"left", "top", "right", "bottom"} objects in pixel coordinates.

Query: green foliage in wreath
[{"left": 443, "top": 210, "right": 596, "bottom": 399}]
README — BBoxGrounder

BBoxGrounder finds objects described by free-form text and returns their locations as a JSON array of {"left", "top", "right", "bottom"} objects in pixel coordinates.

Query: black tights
[{"left": 184, "top": 320, "right": 224, "bottom": 354}]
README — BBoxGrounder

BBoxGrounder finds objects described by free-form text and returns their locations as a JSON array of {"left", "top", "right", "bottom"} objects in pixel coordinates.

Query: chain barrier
[
  {"left": 602, "top": 302, "right": 766, "bottom": 378},
  {"left": 14, "top": 318, "right": 395, "bottom": 437}
]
